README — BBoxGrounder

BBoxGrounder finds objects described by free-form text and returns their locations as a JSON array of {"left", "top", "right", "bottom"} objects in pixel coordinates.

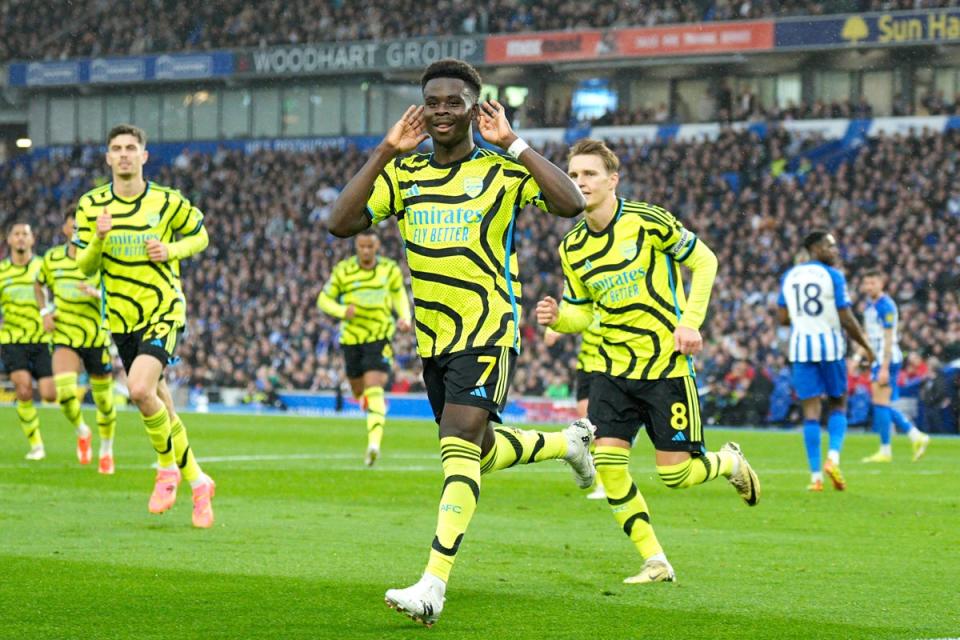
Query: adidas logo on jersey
[
  {"left": 584, "top": 259, "right": 593, "bottom": 271},
  {"left": 672, "top": 431, "right": 686, "bottom": 442},
  {"left": 470, "top": 387, "right": 488, "bottom": 399},
  {"left": 404, "top": 184, "right": 421, "bottom": 198}
]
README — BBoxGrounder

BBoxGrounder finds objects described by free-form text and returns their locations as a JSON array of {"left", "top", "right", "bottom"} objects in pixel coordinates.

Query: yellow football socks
[
  {"left": 54, "top": 372, "right": 85, "bottom": 432},
  {"left": 363, "top": 386, "right": 386, "bottom": 450},
  {"left": 657, "top": 451, "right": 734, "bottom": 489},
  {"left": 170, "top": 415, "right": 202, "bottom": 483},
  {"left": 17, "top": 399, "right": 42, "bottom": 448},
  {"left": 595, "top": 446, "right": 663, "bottom": 559},
  {"left": 479, "top": 426, "right": 567, "bottom": 475},
  {"left": 142, "top": 406, "right": 176, "bottom": 468},
  {"left": 426, "top": 437, "right": 481, "bottom": 582},
  {"left": 90, "top": 376, "right": 117, "bottom": 450}
]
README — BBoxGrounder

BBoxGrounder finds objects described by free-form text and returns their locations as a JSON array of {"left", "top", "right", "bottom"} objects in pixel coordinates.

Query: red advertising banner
[{"left": 485, "top": 20, "right": 774, "bottom": 64}]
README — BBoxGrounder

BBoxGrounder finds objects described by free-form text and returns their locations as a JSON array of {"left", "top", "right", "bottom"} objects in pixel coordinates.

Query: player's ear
[{"left": 609, "top": 172, "right": 620, "bottom": 189}]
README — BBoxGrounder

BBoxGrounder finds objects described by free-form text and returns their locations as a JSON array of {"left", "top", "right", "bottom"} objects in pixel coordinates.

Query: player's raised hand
[
  {"left": 145, "top": 239, "right": 169, "bottom": 262},
  {"left": 383, "top": 105, "right": 428, "bottom": 154},
  {"left": 536, "top": 296, "right": 559, "bottom": 327},
  {"left": 96, "top": 207, "right": 112, "bottom": 240},
  {"left": 477, "top": 99, "right": 517, "bottom": 149},
  {"left": 344, "top": 304, "right": 356, "bottom": 320},
  {"left": 397, "top": 318, "right": 411, "bottom": 332},
  {"left": 674, "top": 326, "right": 703, "bottom": 356}
]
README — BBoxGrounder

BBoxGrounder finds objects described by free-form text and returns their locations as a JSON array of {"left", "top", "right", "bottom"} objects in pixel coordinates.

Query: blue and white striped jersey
[
  {"left": 863, "top": 294, "right": 903, "bottom": 365},
  {"left": 777, "top": 261, "right": 850, "bottom": 363}
]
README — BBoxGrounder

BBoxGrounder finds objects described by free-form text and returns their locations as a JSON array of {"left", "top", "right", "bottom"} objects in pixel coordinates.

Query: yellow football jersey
[
  {"left": 74, "top": 182, "right": 204, "bottom": 333},
  {"left": 0, "top": 256, "right": 47, "bottom": 344},
  {"left": 367, "top": 148, "right": 548, "bottom": 357},
  {"left": 559, "top": 199, "right": 700, "bottom": 380},
  {"left": 318, "top": 256, "right": 409, "bottom": 346},
  {"left": 38, "top": 244, "right": 107, "bottom": 348}
]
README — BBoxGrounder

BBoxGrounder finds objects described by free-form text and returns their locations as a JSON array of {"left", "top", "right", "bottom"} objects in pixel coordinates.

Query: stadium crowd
[
  {"left": 523, "top": 88, "right": 960, "bottom": 128},
  {"left": 1, "top": 125, "right": 958, "bottom": 428},
  {"left": 3, "top": 0, "right": 955, "bottom": 63},
  {"left": 526, "top": 94, "right": 885, "bottom": 129}
]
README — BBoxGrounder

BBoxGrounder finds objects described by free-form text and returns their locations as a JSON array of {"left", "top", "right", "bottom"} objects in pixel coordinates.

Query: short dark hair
[
  {"left": 862, "top": 268, "right": 884, "bottom": 279},
  {"left": 64, "top": 210, "right": 75, "bottom": 223},
  {"left": 7, "top": 219, "right": 31, "bottom": 235},
  {"left": 420, "top": 58, "right": 482, "bottom": 97},
  {"left": 107, "top": 124, "right": 147, "bottom": 147},
  {"left": 358, "top": 227, "right": 378, "bottom": 238},
  {"left": 802, "top": 229, "right": 831, "bottom": 251}
]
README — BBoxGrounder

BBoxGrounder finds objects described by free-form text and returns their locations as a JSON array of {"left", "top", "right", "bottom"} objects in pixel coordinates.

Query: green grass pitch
[{"left": 1, "top": 407, "right": 957, "bottom": 639}]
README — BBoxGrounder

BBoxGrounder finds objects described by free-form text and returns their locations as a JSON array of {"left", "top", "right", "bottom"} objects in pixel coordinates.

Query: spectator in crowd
[
  {"left": 521, "top": 94, "right": 896, "bottom": 129},
  {"left": 4, "top": 0, "right": 956, "bottom": 64},
  {"left": 899, "top": 352, "right": 929, "bottom": 387},
  {"left": 919, "top": 358, "right": 955, "bottom": 434}
]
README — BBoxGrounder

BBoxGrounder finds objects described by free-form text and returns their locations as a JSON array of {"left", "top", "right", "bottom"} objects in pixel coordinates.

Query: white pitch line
[
  {"left": 196, "top": 452, "right": 437, "bottom": 463},
  {"left": 0, "top": 452, "right": 946, "bottom": 477}
]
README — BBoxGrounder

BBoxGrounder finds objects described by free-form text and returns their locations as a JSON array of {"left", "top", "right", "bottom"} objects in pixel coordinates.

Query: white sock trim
[{"left": 189, "top": 473, "right": 212, "bottom": 489}]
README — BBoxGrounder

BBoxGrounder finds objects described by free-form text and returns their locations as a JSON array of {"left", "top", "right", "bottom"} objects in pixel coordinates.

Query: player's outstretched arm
[
  {"left": 674, "top": 239, "right": 718, "bottom": 356},
  {"left": 329, "top": 106, "right": 428, "bottom": 238},
  {"left": 537, "top": 296, "right": 592, "bottom": 333},
  {"left": 317, "top": 288, "right": 348, "bottom": 319},
  {"left": 391, "top": 288, "right": 412, "bottom": 331},
  {"left": 477, "top": 100, "right": 584, "bottom": 217},
  {"left": 676, "top": 240, "right": 718, "bottom": 330},
  {"left": 839, "top": 307, "right": 876, "bottom": 363}
]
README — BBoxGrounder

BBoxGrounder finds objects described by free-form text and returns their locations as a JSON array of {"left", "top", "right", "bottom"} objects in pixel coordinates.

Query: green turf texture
[{"left": 0, "top": 407, "right": 957, "bottom": 639}]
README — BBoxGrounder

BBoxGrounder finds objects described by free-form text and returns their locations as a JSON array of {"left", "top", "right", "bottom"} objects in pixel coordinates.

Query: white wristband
[
  {"left": 507, "top": 137, "right": 530, "bottom": 159},
  {"left": 40, "top": 305, "right": 55, "bottom": 317}
]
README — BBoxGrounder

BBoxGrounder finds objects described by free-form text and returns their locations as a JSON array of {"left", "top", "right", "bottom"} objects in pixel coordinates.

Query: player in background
[
  {"left": 859, "top": 270, "right": 930, "bottom": 462},
  {"left": 1, "top": 222, "right": 56, "bottom": 460},
  {"left": 777, "top": 230, "right": 875, "bottom": 492},
  {"left": 75, "top": 124, "right": 215, "bottom": 527},
  {"left": 317, "top": 228, "right": 412, "bottom": 466},
  {"left": 544, "top": 314, "right": 609, "bottom": 499},
  {"left": 34, "top": 211, "right": 118, "bottom": 473},
  {"left": 537, "top": 139, "right": 760, "bottom": 585},
  {"left": 328, "top": 58, "right": 592, "bottom": 627}
]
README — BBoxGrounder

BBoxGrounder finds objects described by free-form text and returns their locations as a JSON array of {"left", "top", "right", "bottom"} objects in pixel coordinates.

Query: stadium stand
[{"left": 4, "top": 0, "right": 957, "bottom": 64}]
